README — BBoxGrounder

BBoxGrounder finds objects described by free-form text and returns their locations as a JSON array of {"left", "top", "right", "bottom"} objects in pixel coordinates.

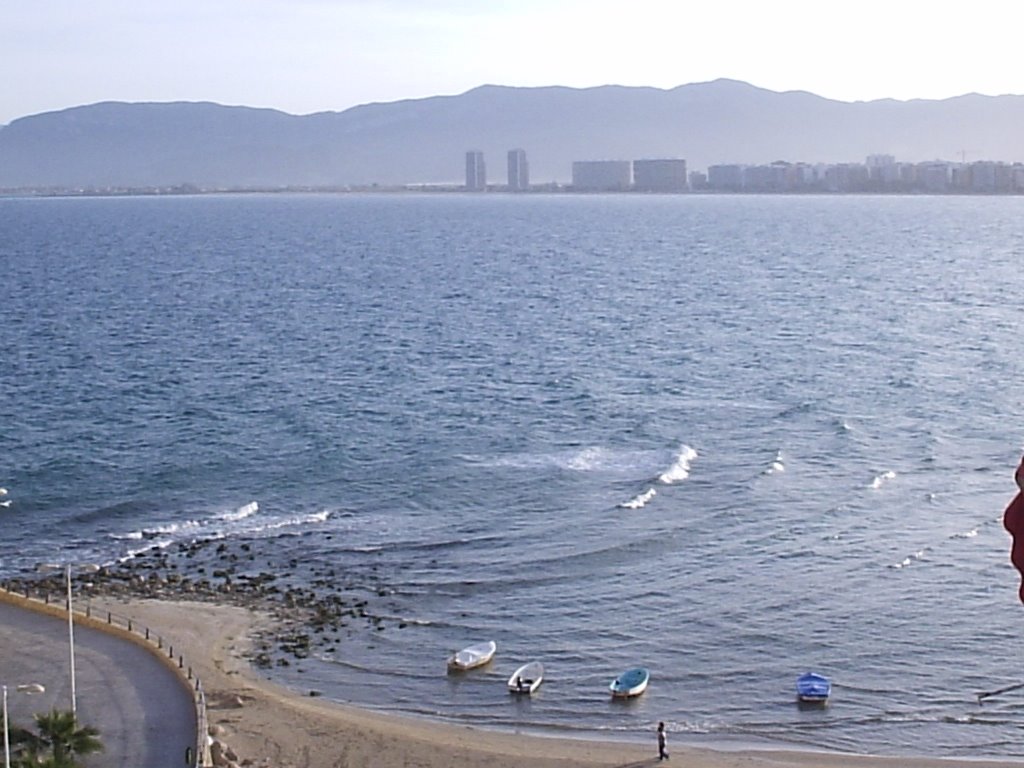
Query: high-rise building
[
  {"left": 633, "top": 159, "right": 688, "bottom": 192},
  {"left": 571, "top": 160, "right": 631, "bottom": 191},
  {"left": 507, "top": 149, "right": 529, "bottom": 191},
  {"left": 707, "top": 164, "right": 745, "bottom": 191},
  {"left": 465, "top": 151, "right": 486, "bottom": 191}
]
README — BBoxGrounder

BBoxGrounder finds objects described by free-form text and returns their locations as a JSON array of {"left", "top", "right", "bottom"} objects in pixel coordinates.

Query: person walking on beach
[{"left": 657, "top": 721, "right": 669, "bottom": 760}]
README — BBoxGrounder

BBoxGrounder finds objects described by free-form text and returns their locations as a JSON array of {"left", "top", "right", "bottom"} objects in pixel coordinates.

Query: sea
[{"left": 3, "top": 192, "right": 1024, "bottom": 758}]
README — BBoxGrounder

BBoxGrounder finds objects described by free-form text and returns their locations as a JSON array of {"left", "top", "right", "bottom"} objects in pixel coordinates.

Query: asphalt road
[{"left": 0, "top": 600, "right": 198, "bottom": 767}]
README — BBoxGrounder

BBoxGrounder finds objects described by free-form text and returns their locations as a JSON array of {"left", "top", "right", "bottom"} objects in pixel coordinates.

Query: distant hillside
[{"left": 2, "top": 80, "right": 1024, "bottom": 189}]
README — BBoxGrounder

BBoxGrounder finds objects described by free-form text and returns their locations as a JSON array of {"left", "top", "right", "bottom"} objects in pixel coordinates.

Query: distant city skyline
[
  {"left": 460, "top": 150, "right": 1024, "bottom": 195},
  {"left": 3, "top": 0, "right": 1023, "bottom": 126}
]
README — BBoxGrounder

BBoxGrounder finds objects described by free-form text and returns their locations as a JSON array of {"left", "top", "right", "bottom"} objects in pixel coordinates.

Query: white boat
[
  {"left": 610, "top": 667, "right": 649, "bottom": 698},
  {"left": 507, "top": 661, "right": 544, "bottom": 694},
  {"left": 447, "top": 640, "right": 496, "bottom": 671}
]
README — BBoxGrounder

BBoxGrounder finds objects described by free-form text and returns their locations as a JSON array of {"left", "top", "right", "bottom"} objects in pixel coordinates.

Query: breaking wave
[
  {"left": 620, "top": 488, "right": 657, "bottom": 509},
  {"left": 658, "top": 445, "right": 698, "bottom": 484},
  {"left": 219, "top": 500, "right": 259, "bottom": 522},
  {"left": 109, "top": 501, "right": 332, "bottom": 560},
  {"left": 763, "top": 449, "right": 785, "bottom": 474},
  {"left": 870, "top": 470, "right": 896, "bottom": 489}
]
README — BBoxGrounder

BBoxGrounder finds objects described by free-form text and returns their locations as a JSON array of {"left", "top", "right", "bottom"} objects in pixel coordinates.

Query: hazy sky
[{"left": 4, "top": 0, "right": 1023, "bottom": 125}]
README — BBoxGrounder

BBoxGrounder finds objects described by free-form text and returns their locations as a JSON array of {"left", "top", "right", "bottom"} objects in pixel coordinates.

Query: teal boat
[{"left": 610, "top": 667, "right": 649, "bottom": 698}]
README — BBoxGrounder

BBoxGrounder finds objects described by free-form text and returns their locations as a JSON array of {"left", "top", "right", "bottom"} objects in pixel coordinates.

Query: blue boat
[
  {"left": 796, "top": 672, "right": 831, "bottom": 703},
  {"left": 610, "top": 667, "right": 650, "bottom": 698}
]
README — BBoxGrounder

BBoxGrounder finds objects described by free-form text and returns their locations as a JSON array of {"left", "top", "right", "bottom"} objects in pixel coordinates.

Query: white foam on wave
[
  {"left": 463, "top": 446, "right": 661, "bottom": 476},
  {"left": 870, "top": 470, "right": 896, "bottom": 489},
  {"left": 119, "top": 538, "right": 174, "bottom": 562},
  {"left": 111, "top": 499, "right": 333, "bottom": 563},
  {"left": 951, "top": 529, "right": 978, "bottom": 539},
  {"left": 620, "top": 488, "right": 657, "bottom": 509},
  {"left": 891, "top": 548, "right": 928, "bottom": 569},
  {"left": 149, "top": 519, "right": 202, "bottom": 535},
  {"left": 659, "top": 445, "right": 698, "bottom": 484},
  {"left": 463, "top": 450, "right": 606, "bottom": 471},
  {"left": 565, "top": 446, "right": 611, "bottom": 471},
  {"left": 392, "top": 616, "right": 433, "bottom": 626},
  {"left": 241, "top": 510, "right": 330, "bottom": 535},
  {"left": 111, "top": 531, "right": 144, "bottom": 541},
  {"left": 112, "top": 519, "right": 202, "bottom": 541},
  {"left": 763, "top": 449, "right": 785, "bottom": 475},
  {"left": 220, "top": 500, "right": 259, "bottom": 522}
]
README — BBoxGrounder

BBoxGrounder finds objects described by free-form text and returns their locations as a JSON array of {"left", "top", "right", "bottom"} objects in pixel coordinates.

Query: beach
[{"left": 77, "top": 596, "right": 1023, "bottom": 768}]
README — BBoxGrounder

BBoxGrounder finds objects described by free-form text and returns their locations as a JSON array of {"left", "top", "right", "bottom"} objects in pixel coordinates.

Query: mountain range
[{"left": 2, "top": 79, "right": 1023, "bottom": 189}]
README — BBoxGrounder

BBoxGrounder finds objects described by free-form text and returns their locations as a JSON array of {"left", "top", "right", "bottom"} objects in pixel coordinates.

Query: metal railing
[{"left": 0, "top": 581, "right": 211, "bottom": 767}]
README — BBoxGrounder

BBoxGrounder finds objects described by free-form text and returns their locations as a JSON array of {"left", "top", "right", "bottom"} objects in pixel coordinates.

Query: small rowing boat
[
  {"left": 507, "top": 661, "right": 544, "bottom": 694},
  {"left": 610, "top": 667, "right": 649, "bottom": 698},
  {"left": 796, "top": 672, "right": 831, "bottom": 703},
  {"left": 447, "top": 640, "right": 496, "bottom": 671}
]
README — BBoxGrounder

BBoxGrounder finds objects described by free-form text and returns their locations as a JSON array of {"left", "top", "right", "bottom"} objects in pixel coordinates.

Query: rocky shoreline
[{"left": 3, "top": 535, "right": 401, "bottom": 675}]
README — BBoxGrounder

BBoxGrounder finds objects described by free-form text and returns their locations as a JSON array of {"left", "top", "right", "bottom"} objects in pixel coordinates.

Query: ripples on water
[{"left": 2, "top": 193, "right": 1024, "bottom": 756}]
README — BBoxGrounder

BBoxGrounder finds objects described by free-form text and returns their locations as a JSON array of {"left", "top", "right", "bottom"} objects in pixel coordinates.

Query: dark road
[{"left": 0, "top": 599, "right": 198, "bottom": 767}]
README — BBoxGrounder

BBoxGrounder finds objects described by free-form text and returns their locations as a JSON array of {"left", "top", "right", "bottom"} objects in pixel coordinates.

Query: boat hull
[
  {"left": 610, "top": 667, "right": 649, "bottom": 698},
  {"left": 448, "top": 641, "right": 496, "bottom": 671},
  {"left": 508, "top": 661, "right": 544, "bottom": 694},
  {"left": 796, "top": 672, "right": 831, "bottom": 703}
]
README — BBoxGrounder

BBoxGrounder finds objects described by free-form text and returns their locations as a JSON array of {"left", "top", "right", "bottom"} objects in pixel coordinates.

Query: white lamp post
[
  {"left": 38, "top": 563, "right": 98, "bottom": 716},
  {"left": 3, "top": 683, "right": 45, "bottom": 768},
  {"left": 65, "top": 565, "right": 76, "bottom": 716}
]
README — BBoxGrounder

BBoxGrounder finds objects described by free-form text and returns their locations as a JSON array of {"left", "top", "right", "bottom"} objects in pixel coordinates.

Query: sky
[{"left": 4, "top": 0, "right": 1024, "bottom": 126}]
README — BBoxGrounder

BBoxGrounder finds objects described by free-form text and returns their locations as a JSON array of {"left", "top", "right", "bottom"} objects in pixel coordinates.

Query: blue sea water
[{"left": 3, "top": 192, "right": 1024, "bottom": 757}]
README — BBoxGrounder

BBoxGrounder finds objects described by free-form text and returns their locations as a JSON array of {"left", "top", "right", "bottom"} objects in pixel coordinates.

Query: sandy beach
[{"left": 71, "top": 596, "right": 1023, "bottom": 768}]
